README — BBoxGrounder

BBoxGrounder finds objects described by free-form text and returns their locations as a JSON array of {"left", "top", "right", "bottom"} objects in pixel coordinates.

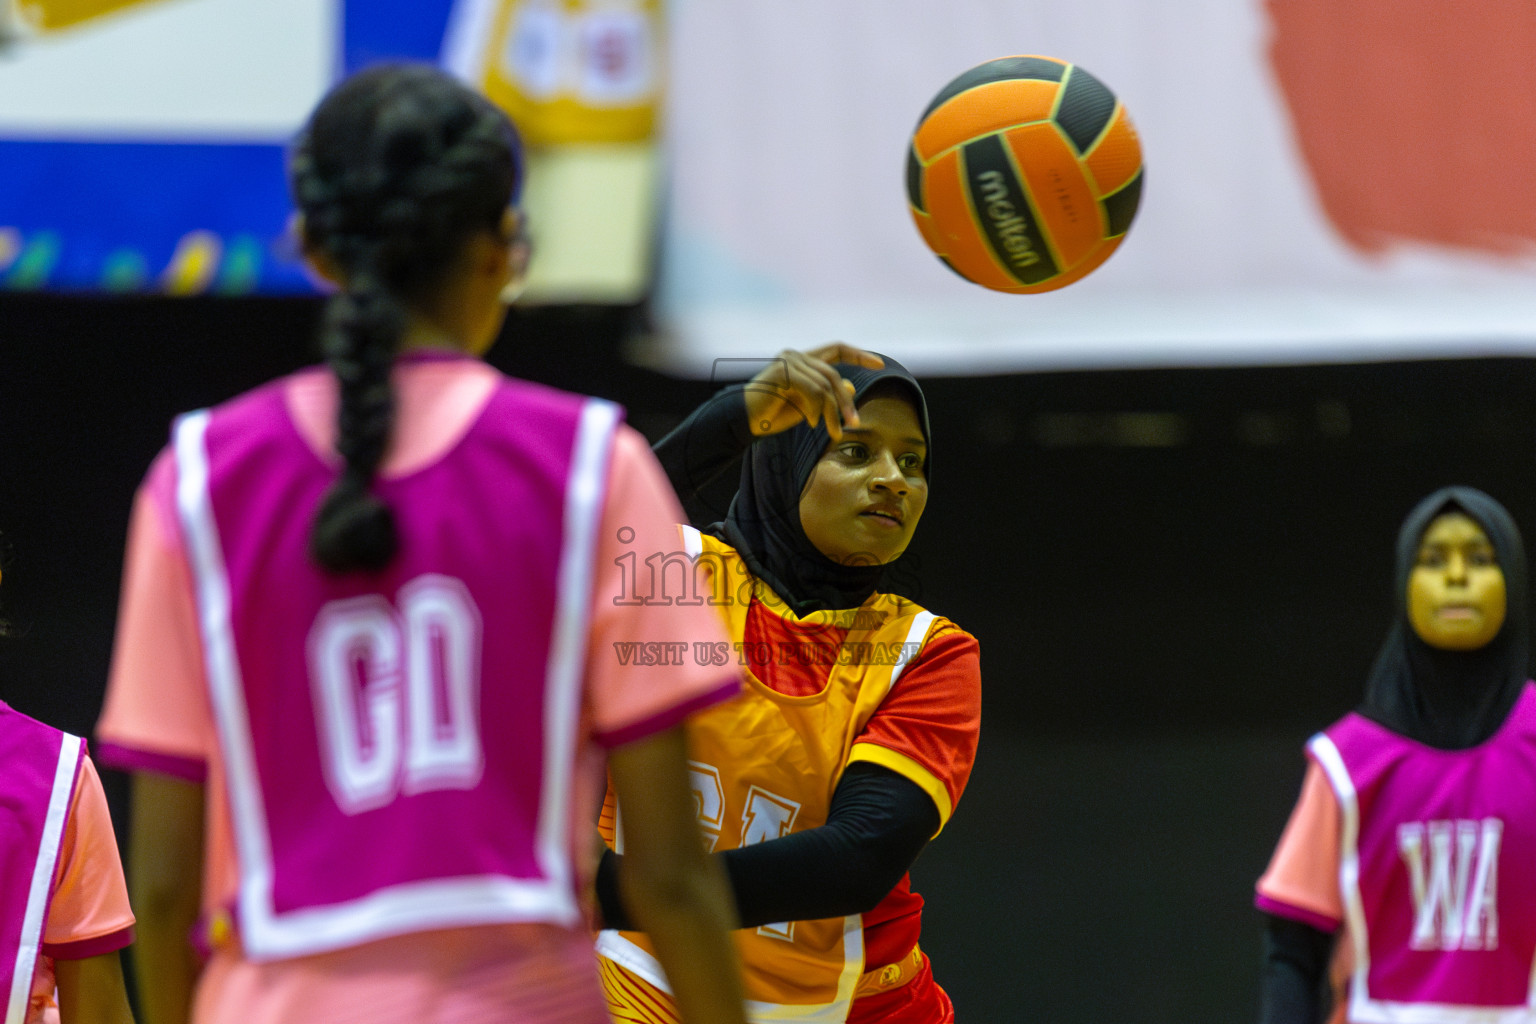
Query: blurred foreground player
[
  {"left": 0, "top": 558, "right": 135, "bottom": 1024},
  {"left": 595, "top": 347, "right": 981, "bottom": 1023},
  {"left": 94, "top": 64, "right": 744, "bottom": 1024},
  {"left": 1256, "top": 486, "right": 1536, "bottom": 1023}
]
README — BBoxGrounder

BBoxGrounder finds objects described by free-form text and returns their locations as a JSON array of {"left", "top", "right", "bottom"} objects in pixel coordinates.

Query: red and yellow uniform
[{"left": 598, "top": 526, "right": 981, "bottom": 1023}]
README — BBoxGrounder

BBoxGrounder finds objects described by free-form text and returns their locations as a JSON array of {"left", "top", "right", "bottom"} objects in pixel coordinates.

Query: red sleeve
[{"left": 846, "top": 625, "right": 980, "bottom": 832}]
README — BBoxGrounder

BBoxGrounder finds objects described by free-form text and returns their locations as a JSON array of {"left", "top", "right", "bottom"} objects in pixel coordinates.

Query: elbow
[
  {"left": 830, "top": 844, "right": 913, "bottom": 915},
  {"left": 843, "top": 867, "right": 906, "bottom": 915},
  {"left": 129, "top": 872, "right": 197, "bottom": 931},
  {"left": 836, "top": 824, "right": 928, "bottom": 914},
  {"left": 128, "top": 844, "right": 202, "bottom": 934}
]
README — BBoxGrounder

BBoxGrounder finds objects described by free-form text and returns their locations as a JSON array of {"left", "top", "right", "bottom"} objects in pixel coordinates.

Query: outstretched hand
[{"left": 743, "top": 344, "right": 885, "bottom": 441}]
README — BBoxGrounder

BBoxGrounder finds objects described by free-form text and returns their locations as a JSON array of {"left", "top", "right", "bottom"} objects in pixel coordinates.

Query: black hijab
[
  {"left": 1357, "top": 486, "right": 1530, "bottom": 749},
  {"left": 707, "top": 356, "right": 931, "bottom": 615}
]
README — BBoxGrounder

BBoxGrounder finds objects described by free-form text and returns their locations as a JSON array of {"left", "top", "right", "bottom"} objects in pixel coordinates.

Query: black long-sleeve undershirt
[
  {"left": 598, "top": 761, "right": 939, "bottom": 931},
  {"left": 1257, "top": 913, "right": 1336, "bottom": 1024},
  {"left": 651, "top": 383, "right": 754, "bottom": 525}
]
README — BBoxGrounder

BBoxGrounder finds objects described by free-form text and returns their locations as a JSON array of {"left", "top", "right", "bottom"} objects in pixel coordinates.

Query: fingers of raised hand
[
  {"left": 747, "top": 348, "right": 871, "bottom": 438},
  {"left": 808, "top": 342, "right": 884, "bottom": 371},
  {"left": 789, "top": 353, "right": 857, "bottom": 440}
]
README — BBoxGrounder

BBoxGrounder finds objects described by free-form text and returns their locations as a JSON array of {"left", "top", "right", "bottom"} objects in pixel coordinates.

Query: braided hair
[{"left": 290, "top": 64, "right": 522, "bottom": 573}]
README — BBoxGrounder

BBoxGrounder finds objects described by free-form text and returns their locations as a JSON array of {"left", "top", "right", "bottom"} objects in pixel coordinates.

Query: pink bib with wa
[
  {"left": 0, "top": 704, "right": 81, "bottom": 1024},
  {"left": 173, "top": 372, "right": 619, "bottom": 960},
  {"left": 1311, "top": 683, "right": 1536, "bottom": 1022}
]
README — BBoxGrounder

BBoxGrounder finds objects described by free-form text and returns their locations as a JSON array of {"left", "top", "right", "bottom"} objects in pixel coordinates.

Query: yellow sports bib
[{"left": 598, "top": 527, "right": 943, "bottom": 1023}]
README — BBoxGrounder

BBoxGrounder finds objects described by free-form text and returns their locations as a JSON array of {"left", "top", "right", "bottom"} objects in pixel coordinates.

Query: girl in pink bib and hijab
[{"left": 1256, "top": 485, "right": 1536, "bottom": 1024}]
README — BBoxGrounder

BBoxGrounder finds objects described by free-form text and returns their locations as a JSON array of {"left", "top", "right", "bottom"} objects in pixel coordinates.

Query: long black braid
[{"left": 290, "top": 64, "right": 521, "bottom": 573}]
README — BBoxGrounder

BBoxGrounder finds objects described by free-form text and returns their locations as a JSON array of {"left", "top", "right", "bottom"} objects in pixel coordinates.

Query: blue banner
[{"left": 0, "top": 0, "right": 459, "bottom": 294}]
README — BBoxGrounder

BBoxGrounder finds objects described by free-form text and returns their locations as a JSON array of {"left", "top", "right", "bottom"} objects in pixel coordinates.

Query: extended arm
[
  {"left": 127, "top": 773, "right": 205, "bottom": 1024},
  {"left": 598, "top": 761, "right": 938, "bottom": 930},
  {"left": 607, "top": 725, "right": 746, "bottom": 1024},
  {"left": 599, "top": 629, "right": 980, "bottom": 931}
]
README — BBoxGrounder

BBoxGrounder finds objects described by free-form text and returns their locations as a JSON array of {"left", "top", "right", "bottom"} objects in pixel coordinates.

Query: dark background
[{"left": 4, "top": 293, "right": 1536, "bottom": 1022}]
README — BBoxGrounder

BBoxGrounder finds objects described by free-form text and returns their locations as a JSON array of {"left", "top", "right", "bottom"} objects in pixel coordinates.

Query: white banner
[
  {"left": 0, "top": 0, "right": 335, "bottom": 140},
  {"left": 644, "top": 0, "right": 1536, "bottom": 375}
]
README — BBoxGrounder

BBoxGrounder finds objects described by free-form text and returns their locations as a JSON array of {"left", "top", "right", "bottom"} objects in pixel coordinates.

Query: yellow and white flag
[
  {"left": 447, "top": 0, "right": 665, "bottom": 303},
  {"left": 470, "top": 0, "right": 661, "bottom": 146}
]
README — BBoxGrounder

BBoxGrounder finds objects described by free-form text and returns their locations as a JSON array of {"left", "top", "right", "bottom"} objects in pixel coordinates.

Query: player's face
[
  {"left": 1407, "top": 512, "right": 1507, "bottom": 651},
  {"left": 798, "top": 394, "right": 928, "bottom": 567}
]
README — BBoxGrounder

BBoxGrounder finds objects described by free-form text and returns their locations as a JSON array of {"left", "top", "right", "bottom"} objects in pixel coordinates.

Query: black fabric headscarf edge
[
  {"left": 706, "top": 356, "right": 931, "bottom": 616},
  {"left": 1357, "top": 485, "right": 1530, "bottom": 749}
]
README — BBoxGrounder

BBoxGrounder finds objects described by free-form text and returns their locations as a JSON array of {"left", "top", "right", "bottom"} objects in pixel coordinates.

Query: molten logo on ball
[
  {"left": 907, "top": 55, "right": 1143, "bottom": 294},
  {"left": 976, "top": 170, "right": 1043, "bottom": 270}
]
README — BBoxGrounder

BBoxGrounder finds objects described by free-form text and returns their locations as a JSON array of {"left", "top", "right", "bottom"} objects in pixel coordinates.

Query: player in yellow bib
[{"left": 596, "top": 347, "right": 981, "bottom": 1024}]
